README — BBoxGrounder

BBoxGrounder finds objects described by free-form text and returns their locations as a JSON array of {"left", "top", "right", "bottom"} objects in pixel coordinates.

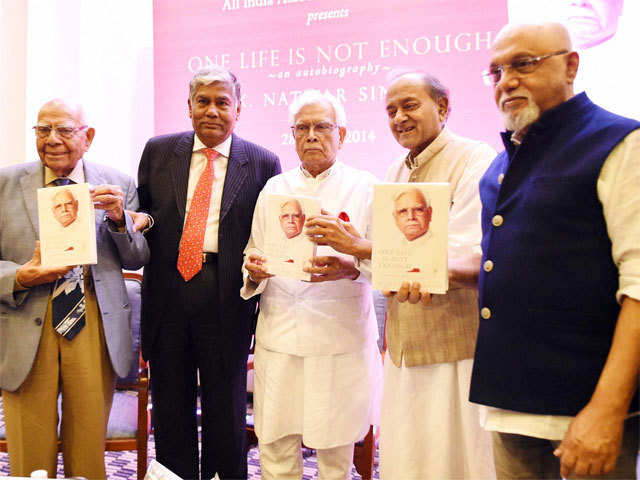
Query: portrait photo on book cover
[
  {"left": 37, "top": 183, "right": 97, "bottom": 268},
  {"left": 372, "top": 183, "right": 449, "bottom": 293},
  {"left": 279, "top": 198, "right": 306, "bottom": 240},
  {"left": 264, "top": 193, "right": 321, "bottom": 280}
]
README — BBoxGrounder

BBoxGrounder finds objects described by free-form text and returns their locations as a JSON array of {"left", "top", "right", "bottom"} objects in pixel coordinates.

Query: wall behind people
[
  {"left": 153, "top": 0, "right": 509, "bottom": 177},
  {"left": 0, "top": 0, "right": 27, "bottom": 169},
  {"left": 0, "top": 0, "right": 153, "bottom": 176},
  {"left": 508, "top": 0, "right": 640, "bottom": 120},
  {"left": 3, "top": 0, "right": 638, "bottom": 176}
]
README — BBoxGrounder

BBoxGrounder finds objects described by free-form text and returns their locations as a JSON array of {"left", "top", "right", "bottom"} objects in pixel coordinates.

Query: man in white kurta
[
  {"left": 242, "top": 90, "right": 381, "bottom": 480},
  {"left": 380, "top": 72, "right": 496, "bottom": 479}
]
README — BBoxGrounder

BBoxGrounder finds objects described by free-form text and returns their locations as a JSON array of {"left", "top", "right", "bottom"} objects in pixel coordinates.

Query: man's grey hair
[
  {"left": 387, "top": 68, "right": 451, "bottom": 120},
  {"left": 189, "top": 66, "right": 241, "bottom": 102},
  {"left": 288, "top": 89, "right": 347, "bottom": 127},
  {"left": 52, "top": 188, "right": 78, "bottom": 205},
  {"left": 393, "top": 187, "right": 430, "bottom": 209},
  {"left": 280, "top": 199, "right": 304, "bottom": 213}
]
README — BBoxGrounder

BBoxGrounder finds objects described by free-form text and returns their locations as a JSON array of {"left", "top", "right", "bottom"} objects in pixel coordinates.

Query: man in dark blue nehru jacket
[{"left": 470, "top": 22, "right": 639, "bottom": 479}]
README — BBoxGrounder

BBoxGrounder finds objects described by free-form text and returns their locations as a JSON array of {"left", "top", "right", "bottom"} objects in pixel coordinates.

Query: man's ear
[
  {"left": 426, "top": 206, "right": 433, "bottom": 223},
  {"left": 437, "top": 97, "right": 449, "bottom": 124},
  {"left": 338, "top": 126, "right": 347, "bottom": 147},
  {"left": 188, "top": 98, "right": 193, "bottom": 118},
  {"left": 566, "top": 51, "right": 580, "bottom": 84},
  {"left": 84, "top": 127, "right": 96, "bottom": 151}
]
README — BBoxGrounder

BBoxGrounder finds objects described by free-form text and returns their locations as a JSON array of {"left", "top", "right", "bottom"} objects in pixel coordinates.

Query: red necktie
[{"left": 177, "top": 148, "right": 219, "bottom": 281}]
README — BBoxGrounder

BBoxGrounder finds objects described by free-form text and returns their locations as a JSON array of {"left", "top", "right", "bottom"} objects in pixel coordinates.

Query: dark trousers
[{"left": 149, "top": 262, "right": 248, "bottom": 480}]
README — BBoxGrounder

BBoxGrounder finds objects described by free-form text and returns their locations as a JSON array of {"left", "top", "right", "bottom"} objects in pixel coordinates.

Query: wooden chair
[
  {"left": 0, "top": 272, "right": 150, "bottom": 480},
  {"left": 106, "top": 272, "right": 150, "bottom": 480}
]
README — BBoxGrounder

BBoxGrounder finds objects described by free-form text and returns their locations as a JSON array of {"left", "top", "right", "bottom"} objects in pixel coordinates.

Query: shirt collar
[
  {"left": 193, "top": 133, "right": 232, "bottom": 158},
  {"left": 44, "top": 160, "right": 85, "bottom": 186},
  {"left": 300, "top": 160, "right": 337, "bottom": 180},
  {"left": 404, "top": 127, "right": 451, "bottom": 170},
  {"left": 510, "top": 133, "right": 523, "bottom": 146}
]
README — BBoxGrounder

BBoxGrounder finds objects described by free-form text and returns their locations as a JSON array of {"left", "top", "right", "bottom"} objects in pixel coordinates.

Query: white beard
[{"left": 502, "top": 101, "right": 541, "bottom": 134}]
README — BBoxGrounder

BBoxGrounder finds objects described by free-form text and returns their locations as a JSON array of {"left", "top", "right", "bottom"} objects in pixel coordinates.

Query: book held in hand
[
  {"left": 264, "top": 193, "right": 321, "bottom": 281},
  {"left": 37, "top": 182, "right": 97, "bottom": 267},
  {"left": 372, "top": 183, "right": 450, "bottom": 294}
]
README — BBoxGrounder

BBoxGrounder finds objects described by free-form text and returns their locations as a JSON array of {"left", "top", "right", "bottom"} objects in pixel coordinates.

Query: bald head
[
  {"left": 494, "top": 23, "right": 573, "bottom": 54},
  {"left": 489, "top": 22, "right": 579, "bottom": 136},
  {"left": 36, "top": 98, "right": 95, "bottom": 178},
  {"left": 38, "top": 98, "right": 88, "bottom": 125}
]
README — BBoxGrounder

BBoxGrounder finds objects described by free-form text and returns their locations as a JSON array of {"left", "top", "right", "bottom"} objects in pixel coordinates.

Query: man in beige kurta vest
[{"left": 379, "top": 71, "right": 497, "bottom": 480}]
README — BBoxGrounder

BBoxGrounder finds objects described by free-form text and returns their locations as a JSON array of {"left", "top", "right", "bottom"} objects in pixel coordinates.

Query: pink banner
[{"left": 154, "top": 0, "right": 508, "bottom": 177}]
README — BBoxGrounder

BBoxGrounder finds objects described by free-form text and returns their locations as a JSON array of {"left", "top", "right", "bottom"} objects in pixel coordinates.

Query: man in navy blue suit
[{"left": 137, "top": 66, "right": 281, "bottom": 479}]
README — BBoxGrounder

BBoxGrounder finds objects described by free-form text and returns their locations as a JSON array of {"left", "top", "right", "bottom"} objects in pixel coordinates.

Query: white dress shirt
[
  {"left": 44, "top": 160, "right": 85, "bottom": 185},
  {"left": 184, "top": 134, "right": 230, "bottom": 253}
]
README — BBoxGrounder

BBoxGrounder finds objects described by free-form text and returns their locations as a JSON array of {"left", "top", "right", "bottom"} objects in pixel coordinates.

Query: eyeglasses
[
  {"left": 33, "top": 125, "right": 88, "bottom": 139},
  {"left": 481, "top": 50, "right": 569, "bottom": 86},
  {"left": 290, "top": 122, "right": 337, "bottom": 138}
]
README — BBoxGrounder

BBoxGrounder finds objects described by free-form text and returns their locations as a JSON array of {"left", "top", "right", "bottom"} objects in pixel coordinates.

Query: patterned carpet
[
  {"left": 0, "top": 400, "right": 379, "bottom": 479},
  {"left": 0, "top": 438, "right": 378, "bottom": 479}
]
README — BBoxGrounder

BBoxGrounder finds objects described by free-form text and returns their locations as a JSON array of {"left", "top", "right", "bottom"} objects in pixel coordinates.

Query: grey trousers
[{"left": 492, "top": 415, "right": 638, "bottom": 480}]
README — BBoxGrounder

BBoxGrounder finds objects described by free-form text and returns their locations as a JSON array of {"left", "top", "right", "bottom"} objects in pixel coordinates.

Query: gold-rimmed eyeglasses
[
  {"left": 33, "top": 125, "right": 88, "bottom": 139},
  {"left": 481, "top": 50, "right": 570, "bottom": 86}
]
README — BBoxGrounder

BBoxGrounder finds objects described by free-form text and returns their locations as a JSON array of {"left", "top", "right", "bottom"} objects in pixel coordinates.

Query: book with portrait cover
[
  {"left": 372, "top": 183, "right": 450, "bottom": 293},
  {"left": 264, "top": 193, "right": 321, "bottom": 281},
  {"left": 37, "top": 182, "right": 97, "bottom": 267}
]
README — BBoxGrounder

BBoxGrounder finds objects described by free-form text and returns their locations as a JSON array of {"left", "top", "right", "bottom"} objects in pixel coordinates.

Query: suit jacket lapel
[
  {"left": 19, "top": 163, "right": 45, "bottom": 237},
  {"left": 170, "top": 132, "right": 195, "bottom": 220},
  {"left": 83, "top": 161, "right": 107, "bottom": 187},
  {"left": 219, "top": 134, "right": 247, "bottom": 224}
]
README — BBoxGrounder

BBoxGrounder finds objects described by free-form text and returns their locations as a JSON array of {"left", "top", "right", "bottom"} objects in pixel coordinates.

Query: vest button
[
  {"left": 498, "top": 173, "right": 504, "bottom": 184},
  {"left": 480, "top": 307, "right": 491, "bottom": 320},
  {"left": 34, "top": 317, "right": 43, "bottom": 326},
  {"left": 492, "top": 215, "right": 503, "bottom": 227},
  {"left": 483, "top": 260, "right": 494, "bottom": 272}
]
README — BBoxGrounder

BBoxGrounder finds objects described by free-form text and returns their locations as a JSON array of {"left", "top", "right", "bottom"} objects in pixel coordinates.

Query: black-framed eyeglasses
[
  {"left": 290, "top": 122, "right": 337, "bottom": 138},
  {"left": 481, "top": 50, "right": 569, "bottom": 86},
  {"left": 33, "top": 125, "right": 88, "bottom": 139}
]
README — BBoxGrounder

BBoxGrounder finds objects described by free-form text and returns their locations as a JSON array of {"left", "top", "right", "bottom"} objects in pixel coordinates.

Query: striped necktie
[
  {"left": 51, "top": 268, "right": 85, "bottom": 340},
  {"left": 50, "top": 177, "right": 85, "bottom": 339}
]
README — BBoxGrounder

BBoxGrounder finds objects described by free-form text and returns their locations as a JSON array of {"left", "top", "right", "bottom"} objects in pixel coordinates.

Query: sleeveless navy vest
[{"left": 470, "top": 93, "right": 640, "bottom": 415}]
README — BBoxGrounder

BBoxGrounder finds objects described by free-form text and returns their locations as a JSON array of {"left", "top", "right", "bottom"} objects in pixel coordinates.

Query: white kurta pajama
[{"left": 241, "top": 162, "right": 382, "bottom": 476}]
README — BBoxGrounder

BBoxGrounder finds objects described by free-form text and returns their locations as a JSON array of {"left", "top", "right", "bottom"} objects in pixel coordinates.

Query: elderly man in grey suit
[{"left": 0, "top": 98, "right": 149, "bottom": 479}]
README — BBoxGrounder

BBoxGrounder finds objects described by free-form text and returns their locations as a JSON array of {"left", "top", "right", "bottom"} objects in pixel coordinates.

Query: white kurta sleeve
[
  {"left": 241, "top": 188, "right": 270, "bottom": 299},
  {"left": 597, "top": 129, "right": 640, "bottom": 303},
  {"left": 447, "top": 143, "right": 495, "bottom": 260}
]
